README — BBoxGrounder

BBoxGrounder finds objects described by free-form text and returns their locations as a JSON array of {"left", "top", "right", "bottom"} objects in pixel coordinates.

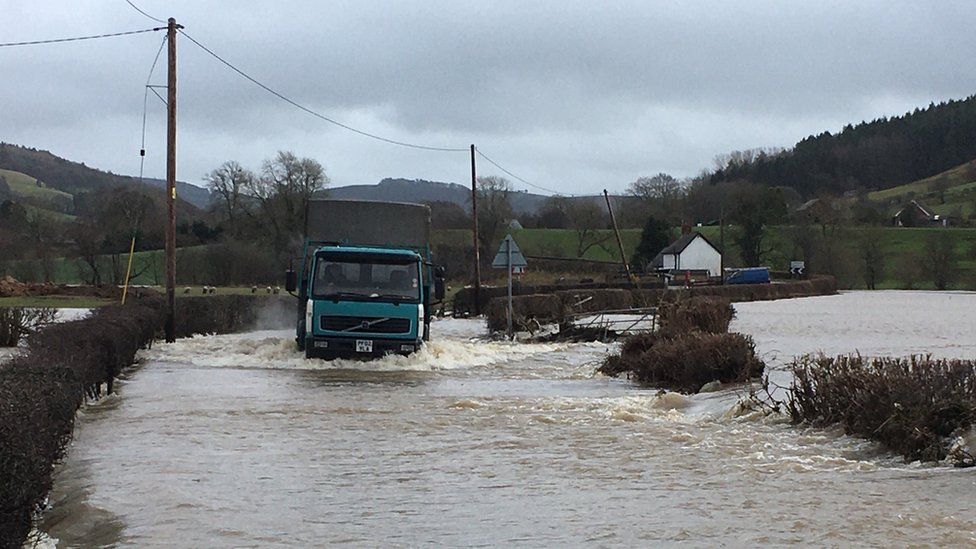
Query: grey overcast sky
[{"left": 2, "top": 1, "right": 974, "bottom": 195}]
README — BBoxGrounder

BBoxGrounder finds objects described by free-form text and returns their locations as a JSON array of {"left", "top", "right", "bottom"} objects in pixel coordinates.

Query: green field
[
  {"left": 3, "top": 226, "right": 976, "bottom": 290},
  {"left": 867, "top": 161, "right": 976, "bottom": 221},
  {"left": 0, "top": 168, "right": 75, "bottom": 216},
  {"left": 0, "top": 296, "right": 112, "bottom": 308}
]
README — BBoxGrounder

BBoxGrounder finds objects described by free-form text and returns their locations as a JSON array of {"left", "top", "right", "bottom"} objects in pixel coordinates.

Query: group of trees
[
  {"left": 710, "top": 95, "right": 976, "bottom": 196},
  {"left": 206, "top": 151, "right": 328, "bottom": 252},
  {"left": 198, "top": 151, "right": 328, "bottom": 282}
]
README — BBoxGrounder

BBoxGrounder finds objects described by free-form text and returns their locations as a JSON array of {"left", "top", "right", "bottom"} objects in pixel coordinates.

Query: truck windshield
[{"left": 312, "top": 258, "right": 420, "bottom": 302}]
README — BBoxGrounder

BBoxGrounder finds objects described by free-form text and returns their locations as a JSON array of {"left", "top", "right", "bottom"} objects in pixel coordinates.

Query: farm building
[
  {"left": 648, "top": 232, "right": 722, "bottom": 277},
  {"left": 892, "top": 200, "right": 949, "bottom": 227}
]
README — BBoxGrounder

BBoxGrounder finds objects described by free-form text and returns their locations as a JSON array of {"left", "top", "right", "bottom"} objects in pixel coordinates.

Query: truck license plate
[{"left": 356, "top": 340, "right": 373, "bottom": 353}]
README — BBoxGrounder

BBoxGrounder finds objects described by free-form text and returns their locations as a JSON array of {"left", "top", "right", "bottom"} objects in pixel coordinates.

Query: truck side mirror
[
  {"left": 285, "top": 269, "right": 297, "bottom": 293},
  {"left": 433, "top": 266, "right": 446, "bottom": 300}
]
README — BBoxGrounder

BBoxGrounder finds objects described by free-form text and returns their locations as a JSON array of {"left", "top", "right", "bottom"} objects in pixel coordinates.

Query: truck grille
[{"left": 321, "top": 315, "right": 411, "bottom": 334}]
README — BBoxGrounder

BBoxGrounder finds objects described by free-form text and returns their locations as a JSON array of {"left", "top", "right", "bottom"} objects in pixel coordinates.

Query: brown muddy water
[{"left": 40, "top": 292, "right": 976, "bottom": 547}]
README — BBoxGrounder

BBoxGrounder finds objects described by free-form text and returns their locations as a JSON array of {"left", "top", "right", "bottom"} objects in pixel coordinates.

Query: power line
[
  {"left": 177, "top": 30, "right": 469, "bottom": 153},
  {"left": 475, "top": 147, "right": 575, "bottom": 196},
  {"left": 125, "top": 0, "right": 166, "bottom": 24},
  {"left": 138, "top": 34, "right": 168, "bottom": 183},
  {"left": 0, "top": 27, "right": 162, "bottom": 48}
]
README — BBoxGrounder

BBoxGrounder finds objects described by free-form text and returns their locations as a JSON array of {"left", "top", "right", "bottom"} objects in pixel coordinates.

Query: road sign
[
  {"left": 492, "top": 234, "right": 528, "bottom": 268},
  {"left": 491, "top": 235, "right": 529, "bottom": 339},
  {"left": 790, "top": 260, "right": 805, "bottom": 275}
]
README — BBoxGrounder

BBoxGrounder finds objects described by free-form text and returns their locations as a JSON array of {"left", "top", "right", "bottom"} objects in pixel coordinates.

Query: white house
[{"left": 648, "top": 232, "right": 722, "bottom": 277}]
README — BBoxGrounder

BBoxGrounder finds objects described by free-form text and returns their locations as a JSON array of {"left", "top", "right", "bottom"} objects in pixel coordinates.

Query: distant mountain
[
  {"left": 328, "top": 177, "right": 594, "bottom": 214},
  {"left": 710, "top": 95, "right": 976, "bottom": 196},
  {"left": 0, "top": 143, "right": 208, "bottom": 212}
]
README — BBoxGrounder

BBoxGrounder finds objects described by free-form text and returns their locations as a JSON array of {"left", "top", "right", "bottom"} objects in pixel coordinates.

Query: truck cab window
[{"left": 312, "top": 258, "right": 420, "bottom": 302}]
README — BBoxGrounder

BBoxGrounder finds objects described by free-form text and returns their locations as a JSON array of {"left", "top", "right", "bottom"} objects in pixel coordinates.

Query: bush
[
  {"left": 657, "top": 296, "right": 734, "bottom": 336},
  {"left": 601, "top": 332, "right": 764, "bottom": 393},
  {"left": 599, "top": 295, "right": 763, "bottom": 393},
  {"left": 0, "top": 299, "right": 162, "bottom": 547},
  {"left": 0, "top": 307, "right": 58, "bottom": 347},
  {"left": 787, "top": 355, "right": 976, "bottom": 463},
  {"left": 0, "top": 293, "right": 293, "bottom": 547}
]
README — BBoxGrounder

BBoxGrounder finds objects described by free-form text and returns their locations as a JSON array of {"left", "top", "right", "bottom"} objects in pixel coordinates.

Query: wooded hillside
[{"left": 710, "top": 95, "right": 976, "bottom": 196}]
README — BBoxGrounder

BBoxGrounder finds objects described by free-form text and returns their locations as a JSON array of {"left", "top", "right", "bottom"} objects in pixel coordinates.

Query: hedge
[
  {"left": 786, "top": 354, "right": 976, "bottom": 465},
  {"left": 0, "top": 293, "right": 294, "bottom": 547}
]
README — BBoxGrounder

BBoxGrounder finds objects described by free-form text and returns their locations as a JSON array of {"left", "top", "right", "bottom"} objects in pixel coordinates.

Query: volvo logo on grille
[{"left": 361, "top": 320, "right": 371, "bottom": 329}]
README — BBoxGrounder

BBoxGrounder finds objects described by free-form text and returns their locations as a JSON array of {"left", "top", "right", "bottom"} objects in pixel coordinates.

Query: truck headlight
[{"left": 305, "top": 299, "right": 313, "bottom": 333}]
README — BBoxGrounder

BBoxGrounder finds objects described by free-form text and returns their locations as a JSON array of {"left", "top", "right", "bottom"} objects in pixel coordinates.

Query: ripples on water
[{"left": 41, "top": 292, "right": 976, "bottom": 546}]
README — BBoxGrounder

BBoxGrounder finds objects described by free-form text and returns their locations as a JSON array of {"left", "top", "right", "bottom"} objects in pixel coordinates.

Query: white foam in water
[{"left": 140, "top": 318, "right": 564, "bottom": 372}]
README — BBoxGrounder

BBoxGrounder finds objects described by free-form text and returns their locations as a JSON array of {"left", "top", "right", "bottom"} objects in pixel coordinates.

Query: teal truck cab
[{"left": 285, "top": 200, "right": 444, "bottom": 359}]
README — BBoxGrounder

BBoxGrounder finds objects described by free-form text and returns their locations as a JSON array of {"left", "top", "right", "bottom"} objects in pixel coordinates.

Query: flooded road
[{"left": 43, "top": 292, "right": 976, "bottom": 546}]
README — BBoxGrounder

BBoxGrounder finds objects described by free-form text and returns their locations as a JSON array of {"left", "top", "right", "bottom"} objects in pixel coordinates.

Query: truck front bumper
[{"left": 303, "top": 335, "right": 422, "bottom": 359}]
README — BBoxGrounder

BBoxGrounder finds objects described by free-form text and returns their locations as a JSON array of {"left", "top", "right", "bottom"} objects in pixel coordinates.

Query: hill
[
  {"left": 710, "top": 95, "right": 976, "bottom": 197},
  {"left": 329, "top": 177, "right": 598, "bottom": 214},
  {"left": 867, "top": 160, "right": 976, "bottom": 222},
  {"left": 0, "top": 168, "right": 74, "bottom": 215},
  {"left": 141, "top": 177, "right": 213, "bottom": 210},
  {"left": 0, "top": 142, "right": 207, "bottom": 214}
]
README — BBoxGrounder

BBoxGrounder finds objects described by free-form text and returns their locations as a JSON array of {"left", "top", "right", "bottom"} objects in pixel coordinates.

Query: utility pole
[
  {"left": 603, "top": 189, "right": 634, "bottom": 284},
  {"left": 164, "top": 17, "right": 179, "bottom": 342},
  {"left": 719, "top": 207, "right": 725, "bottom": 283},
  {"left": 470, "top": 144, "right": 481, "bottom": 316}
]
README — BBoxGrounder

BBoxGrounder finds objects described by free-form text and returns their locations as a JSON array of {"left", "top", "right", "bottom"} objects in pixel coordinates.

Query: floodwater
[{"left": 41, "top": 292, "right": 976, "bottom": 547}]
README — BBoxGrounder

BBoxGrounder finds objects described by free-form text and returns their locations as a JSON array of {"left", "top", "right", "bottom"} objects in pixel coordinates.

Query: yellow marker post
[{"left": 121, "top": 235, "right": 136, "bottom": 305}]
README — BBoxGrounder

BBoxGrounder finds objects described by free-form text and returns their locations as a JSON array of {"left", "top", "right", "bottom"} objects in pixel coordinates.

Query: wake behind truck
[{"left": 285, "top": 199, "right": 445, "bottom": 359}]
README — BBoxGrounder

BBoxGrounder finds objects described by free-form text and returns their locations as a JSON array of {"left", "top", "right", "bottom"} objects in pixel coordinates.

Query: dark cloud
[{"left": 1, "top": 0, "right": 973, "bottom": 194}]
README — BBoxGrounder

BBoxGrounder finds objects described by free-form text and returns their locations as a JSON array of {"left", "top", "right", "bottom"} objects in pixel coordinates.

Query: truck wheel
[
  {"left": 297, "top": 321, "right": 306, "bottom": 351},
  {"left": 305, "top": 345, "right": 317, "bottom": 359}
]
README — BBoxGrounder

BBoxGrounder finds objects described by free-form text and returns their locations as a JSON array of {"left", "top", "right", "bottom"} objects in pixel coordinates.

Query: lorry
[{"left": 284, "top": 199, "right": 445, "bottom": 359}]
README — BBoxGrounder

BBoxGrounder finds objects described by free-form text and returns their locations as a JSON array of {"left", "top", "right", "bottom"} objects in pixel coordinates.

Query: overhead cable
[
  {"left": 124, "top": 0, "right": 167, "bottom": 24},
  {"left": 475, "top": 147, "right": 573, "bottom": 196},
  {"left": 138, "top": 34, "right": 168, "bottom": 182},
  {"left": 0, "top": 27, "right": 162, "bottom": 48}
]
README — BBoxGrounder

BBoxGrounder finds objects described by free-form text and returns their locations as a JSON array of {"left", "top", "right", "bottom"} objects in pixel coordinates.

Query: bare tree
[
  {"left": 565, "top": 200, "right": 610, "bottom": 257},
  {"left": 924, "top": 232, "right": 959, "bottom": 290},
  {"left": 727, "top": 183, "right": 787, "bottom": 266},
  {"left": 627, "top": 173, "right": 685, "bottom": 225},
  {"left": 245, "top": 151, "right": 328, "bottom": 252},
  {"left": 473, "top": 175, "right": 513, "bottom": 261},
  {"left": 205, "top": 160, "right": 253, "bottom": 236},
  {"left": 857, "top": 228, "right": 886, "bottom": 290},
  {"left": 932, "top": 176, "right": 951, "bottom": 204}
]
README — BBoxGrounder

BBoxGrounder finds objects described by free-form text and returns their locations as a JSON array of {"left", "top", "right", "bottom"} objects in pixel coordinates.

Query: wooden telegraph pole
[
  {"left": 164, "top": 18, "right": 179, "bottom": 342},
  {"left": 470, "top": 144, "right": 481, "bottom": 316},
  {"left": 604, "top": 189, "right": 634, "bottom": 284}
]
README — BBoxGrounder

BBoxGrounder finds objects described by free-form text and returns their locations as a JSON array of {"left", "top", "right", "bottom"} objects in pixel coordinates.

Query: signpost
[
  {"left": 790, "top": 260, "right": 805, "bottom": 277},
  {"left": 492, "top": 234, "right": 528, "bottom": 339}
]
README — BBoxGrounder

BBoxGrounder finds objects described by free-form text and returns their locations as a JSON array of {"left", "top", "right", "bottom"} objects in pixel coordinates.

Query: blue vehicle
[
  {"left": 724, "top": 267, "right": 771, "bottom": 285},
  {"left": 285, "top": 200, "right": 444, "bottom": 359}
]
